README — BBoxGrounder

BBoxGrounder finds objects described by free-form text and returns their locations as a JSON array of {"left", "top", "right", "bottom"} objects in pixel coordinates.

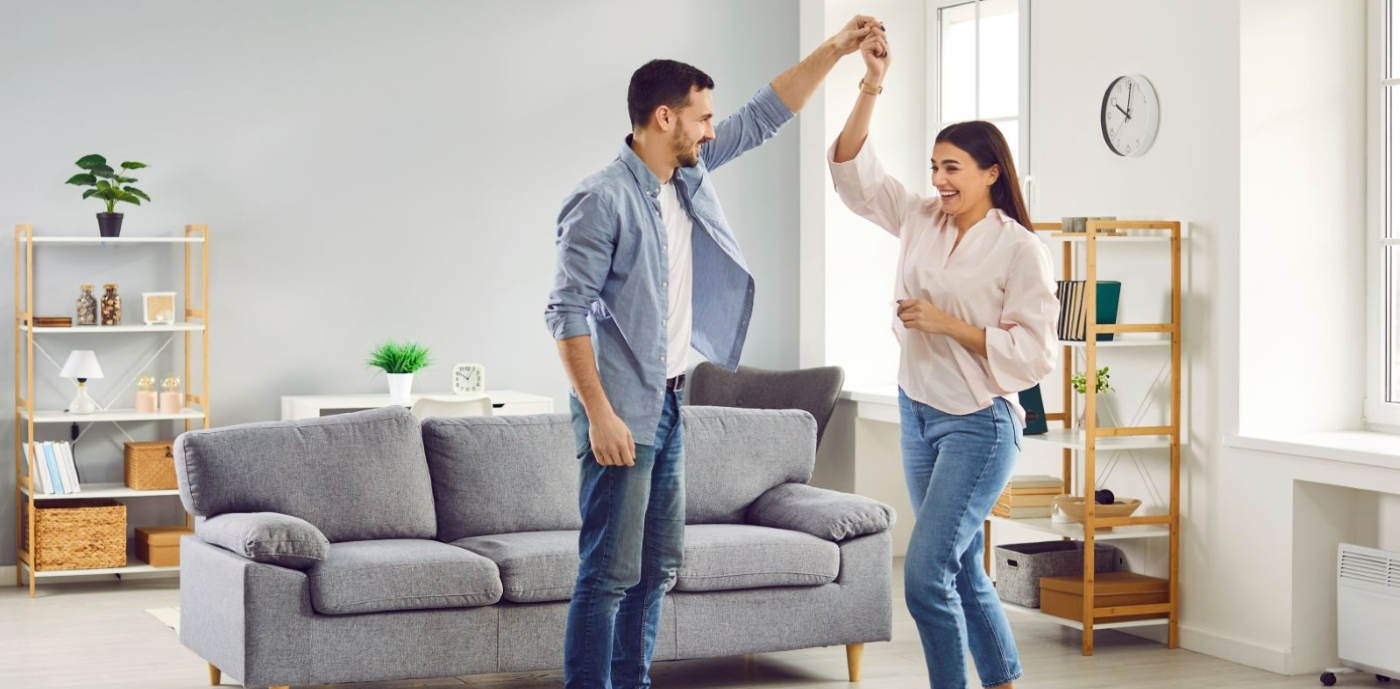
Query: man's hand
[
  {"left": 897, "top": 299, "right": 952, "bottom": 335},
  {"left": 829, "top": 15, "right": 881, "bottom": 56},
  {"left": 860, "top": 24, "right": 891, "bottom": 82},
  {"left": 589, "top": 409, "right": 636, "bottom": 467}
]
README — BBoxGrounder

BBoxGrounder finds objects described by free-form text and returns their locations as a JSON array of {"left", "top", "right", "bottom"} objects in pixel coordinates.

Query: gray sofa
[{"left": 173, "top": 405, "right": 894, "bottom": 689}]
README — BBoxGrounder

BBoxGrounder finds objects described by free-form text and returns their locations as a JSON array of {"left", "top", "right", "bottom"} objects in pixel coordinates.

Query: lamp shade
[{"left": 59, "top": 350, "right": 104, "bottom": 379}]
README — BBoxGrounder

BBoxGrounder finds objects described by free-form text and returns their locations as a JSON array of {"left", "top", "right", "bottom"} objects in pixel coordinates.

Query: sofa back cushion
[
  {"left": 681, "top": 406, "right": 815, "bottom": 524},
  {"left": 424, "top": 414, "right": 581, "bottom": 542},
  {"left": 174, "top": 406, "right": 437, "bottom": 543}
]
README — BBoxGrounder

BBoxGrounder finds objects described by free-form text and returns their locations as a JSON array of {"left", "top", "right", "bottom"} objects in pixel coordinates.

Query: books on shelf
[
  {"left": 993, "top": 475, "right": 1062, "bottom": 519},
  {"left": 26, "top": 441, "right": 81, "bottom": 495},
  {"left": 1056, "top": 280, "right": 1122, "bottom": 342}
]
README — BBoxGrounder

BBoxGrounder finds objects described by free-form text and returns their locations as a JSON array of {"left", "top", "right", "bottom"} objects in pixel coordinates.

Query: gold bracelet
[{"left": 859, "top": 79, "right": 883, "bottom": 96}]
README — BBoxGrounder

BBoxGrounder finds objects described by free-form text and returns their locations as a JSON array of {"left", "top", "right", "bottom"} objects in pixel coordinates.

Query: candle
[
  {"left": 136, "top": 390, "right": 157, "bottom": 413},
  {"left": 159, "top": 391, "right": 183, "bottom": 414}
]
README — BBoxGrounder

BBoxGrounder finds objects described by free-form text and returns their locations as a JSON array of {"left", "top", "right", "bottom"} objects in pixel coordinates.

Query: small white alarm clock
[{"left": 452, "top": 363, "right": 486, "bottom": 394}]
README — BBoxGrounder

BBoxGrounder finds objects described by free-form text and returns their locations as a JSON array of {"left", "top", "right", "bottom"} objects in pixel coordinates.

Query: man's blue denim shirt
[{"left": 545, "top": 84, "right": 795, "bottom": 446}]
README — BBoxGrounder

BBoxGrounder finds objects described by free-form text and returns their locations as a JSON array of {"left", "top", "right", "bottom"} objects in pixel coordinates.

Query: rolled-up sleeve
[
  {"left": 827, "top": 137, "right": 928, "bottom": 238},
  {"left": 701, "top": 84, "right": 796, "bottom": 172},
  {"left": 545, "top": 191, "right": 614, "bottom": 341},
  {"left": 985, "top": 241, "right": 1059, "bottom": 394}
]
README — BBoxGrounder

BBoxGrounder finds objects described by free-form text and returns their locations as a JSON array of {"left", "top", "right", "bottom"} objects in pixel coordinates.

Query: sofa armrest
[
  {"left": 746, "top": 483, "right": 896, "bottom": 541},
  {"left": 195, "top": 512, "right": 330, "bottom": 570},
  {"left": 180, "top": 536, "right": 313, "bottom": 688}
]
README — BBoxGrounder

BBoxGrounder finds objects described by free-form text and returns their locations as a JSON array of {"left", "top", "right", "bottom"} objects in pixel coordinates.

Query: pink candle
[
  {"left": 136, "top": 390, "right": 157, "bottom": 413},
  {"left": 159, "top": 391, "right": 183, "bottom": 414}
]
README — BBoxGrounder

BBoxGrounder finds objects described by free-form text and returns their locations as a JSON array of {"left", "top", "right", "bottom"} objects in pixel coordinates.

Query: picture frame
[{"left": 142, "top": 292, "right": 177, "bottom": 325}]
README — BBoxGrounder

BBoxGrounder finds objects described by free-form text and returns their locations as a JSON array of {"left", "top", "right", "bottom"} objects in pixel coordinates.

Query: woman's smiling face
[{"left": 930, "top": 141, "right": 999, "bottom": 216}]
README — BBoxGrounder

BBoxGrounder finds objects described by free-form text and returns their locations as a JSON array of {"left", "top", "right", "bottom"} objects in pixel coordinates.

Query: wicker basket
[
  {"left": 20, "top": 499, "right": 127, "bottom": 571},
  {"left": 124, "top": 440, "right": 177, "bottom": 490}
]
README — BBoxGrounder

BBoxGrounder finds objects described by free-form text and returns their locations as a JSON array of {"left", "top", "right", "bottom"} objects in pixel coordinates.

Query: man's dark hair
[{"left": 627, "top": 59, "right": 715, "bottom": 130}]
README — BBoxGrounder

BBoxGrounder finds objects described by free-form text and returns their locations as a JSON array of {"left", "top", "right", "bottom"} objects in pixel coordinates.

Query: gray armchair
[{"left": 688, "top": 362, "right": 845, "bottom": 448}]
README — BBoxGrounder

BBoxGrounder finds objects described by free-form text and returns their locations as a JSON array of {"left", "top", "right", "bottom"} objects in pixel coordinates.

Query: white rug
[{"left": 146, "top": 606, "right": 179, "bottom": 633}]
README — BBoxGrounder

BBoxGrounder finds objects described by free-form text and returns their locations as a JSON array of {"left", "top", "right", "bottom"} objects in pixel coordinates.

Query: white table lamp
[{"left": 59, "top": 350, "right": 104, "bottom": 414}]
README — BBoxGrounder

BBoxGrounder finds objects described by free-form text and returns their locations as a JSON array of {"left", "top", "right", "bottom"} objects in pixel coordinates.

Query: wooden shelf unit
[
  {"left": 13, "top": 224, "right": 210, "bottom": 596},
  {"left": 983, "top": 220, "right": 1182, "bottom": 656}
]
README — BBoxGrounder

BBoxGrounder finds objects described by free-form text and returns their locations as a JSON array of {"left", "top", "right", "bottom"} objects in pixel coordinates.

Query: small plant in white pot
[
  {"left": 367, "top": 340, "right": 432, "bottom": 406},
  {"left": 1071, "top": 366, "right": 1114, "bottom": 437}
]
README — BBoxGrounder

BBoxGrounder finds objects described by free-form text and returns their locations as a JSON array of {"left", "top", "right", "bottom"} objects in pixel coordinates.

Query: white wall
[
  {"left": 802, "top": 0, "right": 926, "bottom": 389},
  {"left": 1212, "top": 0, "right": 1375, "bottom": 674},
  {"left": 1239, "top": 0, "right": 1367, "bottom": 435},
  {"left": 0, "top": 0, "right": 803, "bottom": 568}
]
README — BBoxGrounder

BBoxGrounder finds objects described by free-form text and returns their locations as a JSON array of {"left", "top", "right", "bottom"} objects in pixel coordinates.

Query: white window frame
[
  {"left": 925, "top": 0, "right": 1033, "bottom": 206},
  {"left": 1368, "top": 0, "right": 1400, "bottom": 429}
]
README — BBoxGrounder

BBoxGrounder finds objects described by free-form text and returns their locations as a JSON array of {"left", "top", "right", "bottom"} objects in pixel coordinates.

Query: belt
[{"left": 665, "top": 374, "right": 686, "bottom": 393}]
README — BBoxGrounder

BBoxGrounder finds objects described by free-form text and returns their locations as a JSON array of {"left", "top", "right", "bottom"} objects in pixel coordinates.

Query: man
[{"left": 544, "top": 16, "right": 879, "bottom": 689}]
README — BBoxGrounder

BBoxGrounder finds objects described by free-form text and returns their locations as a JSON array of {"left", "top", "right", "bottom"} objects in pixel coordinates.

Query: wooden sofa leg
[
  {"left": 207, "top": 663, "right": 220, "bottom": 686},
  {"left": 846, "top": 643, "right": 865, "bottom": 682}
]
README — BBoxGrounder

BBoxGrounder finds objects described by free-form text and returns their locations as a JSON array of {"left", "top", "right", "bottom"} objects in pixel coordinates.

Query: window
[
  {"left": 927, "top": 0, "right": 1030, "bottom": 196},
  {"left": 1369, "top": 0, "right": 1400, "bottom": 427}
]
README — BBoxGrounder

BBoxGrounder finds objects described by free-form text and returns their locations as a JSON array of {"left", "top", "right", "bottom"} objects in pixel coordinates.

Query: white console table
[{"left": 280, "top": 390, "right": 554, "bottom": 421}]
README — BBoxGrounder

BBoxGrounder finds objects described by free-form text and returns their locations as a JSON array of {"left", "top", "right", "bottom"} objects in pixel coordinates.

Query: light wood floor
[{"left": 0, "top": 562, "right": 1330, "bottom": 689}]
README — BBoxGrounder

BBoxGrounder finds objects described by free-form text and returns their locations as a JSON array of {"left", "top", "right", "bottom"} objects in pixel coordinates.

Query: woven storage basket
[
  {"left": 124, "top": 440, "right": 177, "bottom": 490},
  {"left": 20, "top": 499, "right": 127, "bottom": 571}
]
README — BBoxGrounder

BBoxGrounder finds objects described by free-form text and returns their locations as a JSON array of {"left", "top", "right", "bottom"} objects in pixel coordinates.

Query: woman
[{"left": 828, "top": 25, "right": 1057, "bottom": 689}]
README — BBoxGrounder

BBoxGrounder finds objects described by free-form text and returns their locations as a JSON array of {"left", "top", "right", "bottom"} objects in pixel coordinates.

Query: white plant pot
[
  {"left": 386, "top": 373, "right": 414, "bottom": 406},
  {"left": 1077, "top": 408, "right": 1101, "bottom": 439}
]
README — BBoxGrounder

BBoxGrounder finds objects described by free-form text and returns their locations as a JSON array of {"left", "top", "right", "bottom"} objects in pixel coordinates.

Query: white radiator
[{"left": 1336, "top": 543, "right": 1400, "bottom": 679}]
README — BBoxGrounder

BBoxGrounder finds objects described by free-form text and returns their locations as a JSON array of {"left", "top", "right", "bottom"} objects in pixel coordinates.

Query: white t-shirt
[{"left": 659, "top": 181, "right": 694, "bottom": 379}]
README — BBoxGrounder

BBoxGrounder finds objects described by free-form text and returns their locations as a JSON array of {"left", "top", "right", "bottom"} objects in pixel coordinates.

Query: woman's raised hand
[{"left": 861, "top": 24, "right": 891, "bottom": 82}]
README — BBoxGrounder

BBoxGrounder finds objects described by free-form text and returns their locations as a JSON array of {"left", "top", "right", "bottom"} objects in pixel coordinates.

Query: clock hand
[
  {"left": 1114, "top": 104, "right": 1131, "bottom": 120},
  {"left": 1127, "top": 81, "right": 1133, "bottom": 115}
]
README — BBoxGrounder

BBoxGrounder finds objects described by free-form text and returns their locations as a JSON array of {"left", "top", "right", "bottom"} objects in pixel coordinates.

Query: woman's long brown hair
[{"left": 935, "top": 121, "right": 1032, "bottom": 232}]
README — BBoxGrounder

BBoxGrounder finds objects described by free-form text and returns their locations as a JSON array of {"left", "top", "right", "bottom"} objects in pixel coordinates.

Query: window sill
[{"left": 1223, "top": 431, "right": 1400, "bottom": 471}]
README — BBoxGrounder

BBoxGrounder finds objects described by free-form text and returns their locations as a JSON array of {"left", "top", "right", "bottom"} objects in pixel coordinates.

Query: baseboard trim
[{"left": 1133, "top": 625, "right": 1294, "bottom": 675}]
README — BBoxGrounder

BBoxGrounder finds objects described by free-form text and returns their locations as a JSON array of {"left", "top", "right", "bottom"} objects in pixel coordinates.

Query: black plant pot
[{"left": 96, "top": 212, "right": 123, "bottom": 238}]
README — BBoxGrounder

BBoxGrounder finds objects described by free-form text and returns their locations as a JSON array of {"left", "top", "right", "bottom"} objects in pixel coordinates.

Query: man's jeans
[{"left": 564, "top": 389, "right": 685, "bottom": 689}]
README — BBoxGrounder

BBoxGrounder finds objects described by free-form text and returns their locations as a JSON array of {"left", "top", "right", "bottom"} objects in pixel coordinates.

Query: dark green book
[{"left": 1019, "top": 384, "right": 1049, "bottom": 435}]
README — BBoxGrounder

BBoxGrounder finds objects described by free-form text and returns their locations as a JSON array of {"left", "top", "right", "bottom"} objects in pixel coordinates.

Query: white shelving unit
[
  {"left": 14, "top": 224, "right": 210, "bottom": 596},
  {"left": 22, "top": 324, "right": 205, "bottom": 334},
  {"left": 1001, "top": 600, "right": 1170, "bottom": 631},
  {"left": 23, "top": 483, "right": 182, "bottom": 501},
  {"left": 21, "top": 408, "right": 207, "bottom": 424},
  {"left": 988, "top": 514, "right": 1171, "bottom": 541}
]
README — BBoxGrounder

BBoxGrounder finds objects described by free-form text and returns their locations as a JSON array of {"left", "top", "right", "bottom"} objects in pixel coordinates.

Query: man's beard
[{"left": 672, "top": 129, "right": 700, "bottom": 168}]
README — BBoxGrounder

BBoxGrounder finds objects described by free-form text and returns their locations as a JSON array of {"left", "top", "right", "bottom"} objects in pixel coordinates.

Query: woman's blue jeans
[{"left": 899, "top": 388, "right": 1023, "bottom": 689}]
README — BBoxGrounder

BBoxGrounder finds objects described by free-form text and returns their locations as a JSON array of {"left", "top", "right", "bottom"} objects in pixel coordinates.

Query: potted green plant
[
  {"left": 367, "top": 340, "right": 433, "bottom": 405},
  {"left": 65, "top": 154, "right": 150, "bottom": 237},
  {"left": 1071, "top": 366, "right": 1114, "bottom": 436}
]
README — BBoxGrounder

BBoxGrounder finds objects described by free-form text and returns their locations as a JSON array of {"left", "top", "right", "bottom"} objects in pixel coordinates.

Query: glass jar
[
  {"left": 159, "top": 373, "right": 183, "bottom": 414},
  {"left": 100, "top": 283, "right": 122, "bottom": 326},
  {"left": 76, "top": 284, "right": 97, "bottom": 326},
  {"left": 135, "top": 373, "right": 158, "bottom": 413}
]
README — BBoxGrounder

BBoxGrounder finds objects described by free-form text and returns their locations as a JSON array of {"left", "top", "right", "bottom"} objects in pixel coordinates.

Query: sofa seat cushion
[
  {"left": 676, "top": 524, "right": 839, "bottom": 592},
  {"left": 307, "top": 539, "right": 503, "bottom": 615},
  {"left": 452, "top": 530, "right": 584, "bottom": 603},
  {"left": 453, "top": 525, "right": 838, "bottom": 603}
]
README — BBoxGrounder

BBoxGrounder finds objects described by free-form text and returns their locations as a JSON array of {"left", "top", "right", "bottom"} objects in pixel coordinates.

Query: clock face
[
  {"left": 452, "top": 363, "right": 485, "bottom": 394},
  {"left": 1100, "top": 75, "right": 1159, "bottom": 157}
]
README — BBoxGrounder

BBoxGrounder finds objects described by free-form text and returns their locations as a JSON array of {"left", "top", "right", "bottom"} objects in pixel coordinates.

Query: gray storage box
[{"left": 994, "top": 541, "right": 1125, "bottom": 608}]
